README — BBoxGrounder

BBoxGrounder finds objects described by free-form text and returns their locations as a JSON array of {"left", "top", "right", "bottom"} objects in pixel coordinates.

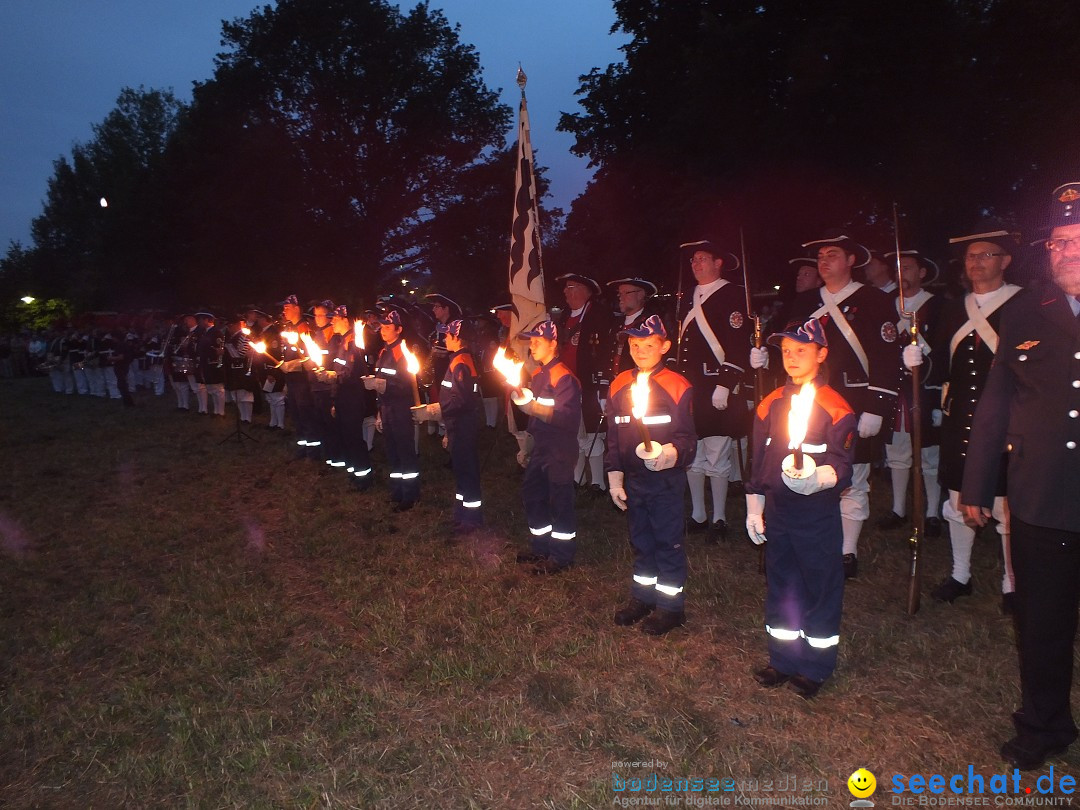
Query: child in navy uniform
[
  {"left": 747, "top": 318, "right": 857, "bottom": 697},
  {"left": 511, "top": 320, "right": 582, "bottom": 574},
  {"left": 605, "top": 315, "right": 697, "bottom": 635}
]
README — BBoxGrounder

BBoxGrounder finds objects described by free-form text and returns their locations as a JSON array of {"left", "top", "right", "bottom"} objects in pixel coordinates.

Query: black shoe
[
  {"left": 1000, "top": 735, "right": 1069, "bottom": 771},
  {"left": 640, "top": 609, "right": 685, "bottom": 636},
  {"left": 685, "top": 518, "right": 708, "bottom": 535},
  {"left": 930, "top": 576, "right": 972, "bottom": 603},
  {"left": 753, "top": 665, "right": 791, "bottom": 687},
  {"left": 393, "top": 500, "right": 417, "bottom": 513},
  {"left": 925, "top": 516, "right": 942, "bottom": 538},
  {"left": 1001, "top": 592, "right": 1016, "bottom": 615},
  {"left": 531, "top": 558, "right": 571, "bottom": 575},
  {"left": 707, "top": 520, "right": 727, "bottom": 544},
  {"left": 614, "top": 599, "right": 655, "bottom": 626},
  {"left": 788, "top": 674, "right": 823, "bottom": 699},
  {"left": 842, "top": 554, "right": 858, "bottom": 580},
  {"left": 877, "top": 511, "right": 906, "bottom": 530},
  {"left": 727, "top": 480, "right": 746, "bottom": 498},
  {"left": 516, "top": 552, "right": 547, "bottom": 564}
]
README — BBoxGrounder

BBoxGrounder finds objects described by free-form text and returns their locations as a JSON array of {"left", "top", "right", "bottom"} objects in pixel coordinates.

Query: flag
[{"left": 507, "top": 68, "right": 547, "bottom": 341}]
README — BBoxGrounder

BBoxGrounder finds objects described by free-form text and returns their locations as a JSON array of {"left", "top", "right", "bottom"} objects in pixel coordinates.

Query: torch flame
[
  {"left": 631, "top": 371, "right": 651, "bottom": 421},
  {"left": 787, "top": 382, "right": 817, "bottom": 451},
  {"left": 241, "top": 327, "right": 251, "bottom": 336},
  {"left": 300, "top": 334, "right": 325, "bottom": 367},
  {"left": 492, "top": 346, "right": 524, "bottom": 389},
  {"left": 353, "top": 319, "right": 365, "bottom": 350},
  {"left": 400, "top": 341, "right": 420, "bottom": 376},
  {"left": 282, "top": 330, "right": 299, "bottom": 346},
  {"left": 251, "top": 340, "right": 267, "bottom": 355}
]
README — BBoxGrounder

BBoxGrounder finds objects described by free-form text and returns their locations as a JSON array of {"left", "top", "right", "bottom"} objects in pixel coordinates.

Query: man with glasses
[
  {"left": 606, "top": 277, "right": 661, "bottom": 379},
  {"left": 929, "top": 226, "right": 1023, "bottom": 607},
  {"left": 961, "top": 181, "right": 1080, "bottom": 771}
]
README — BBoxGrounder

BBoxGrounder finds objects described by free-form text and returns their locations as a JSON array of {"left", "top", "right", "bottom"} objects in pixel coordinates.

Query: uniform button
[
  {"left": 1071, "top": 410, "right": 1079, "bottom": 418},
  {"left": 1074, "top": 381, "right": 1080, "bottom": 388},
  {"left": 1019, "top": 354, "right": 1027, "bottom": 361},
  {"left": 1075, "top": 352, "right": 1080, "bottom": 360},
  {"left": 1069, "top": 441, "right": 1077, "bottom": 450}
]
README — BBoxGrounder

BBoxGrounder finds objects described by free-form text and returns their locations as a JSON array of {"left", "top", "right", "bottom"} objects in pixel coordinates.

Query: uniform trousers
[
  {"left": 1010, "top": 516, "right": 1080, "bottom": 751},
  {"left": 523, "top": 444, "right": 577, "bottom": 565},
  {"left": 381, "top": 404, "right": 420, "bottom": 505},
  {"left": 449, "top": 415, "right": 483, "bottom": 528},
  {"left": 627, "top": 473, "right": 686, "bottom": 611}
]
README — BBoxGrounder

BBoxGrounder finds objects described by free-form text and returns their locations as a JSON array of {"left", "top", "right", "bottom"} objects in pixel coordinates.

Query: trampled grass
[{"left": 1, "top": 378, "right": 1075, "bottom": 808}]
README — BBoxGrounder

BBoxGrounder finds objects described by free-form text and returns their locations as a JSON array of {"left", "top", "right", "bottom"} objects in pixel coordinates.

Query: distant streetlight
[
  {"left": 99, "top": 197, "right": 109, "bottom": 208},
  {"left": 20, "top": 296, "right": 35, "bottom": 304}
]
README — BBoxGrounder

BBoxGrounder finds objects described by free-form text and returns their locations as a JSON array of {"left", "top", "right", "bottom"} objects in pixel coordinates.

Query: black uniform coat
[
  {"left": 786, "top": 282, "right": 900, "bottom": 461},
  {"left": 557, "top": 298, "right": 612, "bottom": 433},
  {"left": 961, "top": 284, "right": 1080, "bottom": 531},
  {"left": 931, "top": 286, "right": 1024, "bottom": 493},
  {"left": 677, "top": 280, "right": 752, "bottom": 439}
]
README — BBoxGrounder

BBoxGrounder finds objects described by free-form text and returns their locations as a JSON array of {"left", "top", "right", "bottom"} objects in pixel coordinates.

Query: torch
[
  {"left": 782, "top": 382, "right": 817, "bottom": 479},
  {"left": 300, "top": 334, "right": 326, "bottom": 370},
  {"left": 353, "top": 319, "right": 365, "bottom": 351},
  {"left": 631, "top": 371, "right": 659, "bottom": 460},
  {"left": 399, "top": 341, "right": 423, "bottom": 408},
  {"left": 492, "top": 346, "right": 525, "bottom": 397}
]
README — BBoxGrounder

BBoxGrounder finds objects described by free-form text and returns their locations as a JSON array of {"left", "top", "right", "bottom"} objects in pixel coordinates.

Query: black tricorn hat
[
  {"left": 948, "top": 220, "right": 1021, "bottom": 256},
  {"left": 554, "top": 273, "right": 602, "bottom": 296},
  {"left": 678, "top": 239, "right": 741, "bottom": 273},
  {"left": 884, "top": 250, "right": 940, "bottom": 285},
  {"left": 801, "top": 230, "right": 871, "bottom": 269}
]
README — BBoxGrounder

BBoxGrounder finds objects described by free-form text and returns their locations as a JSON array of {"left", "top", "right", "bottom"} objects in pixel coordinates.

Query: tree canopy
[{"left": 555, "top": 0, "right": 1080, "bottom": 292}]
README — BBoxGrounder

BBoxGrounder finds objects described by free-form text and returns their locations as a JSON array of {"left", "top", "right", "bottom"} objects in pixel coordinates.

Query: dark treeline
[
  {"left": 552, "top": 0, "right": 1079, "bottom": 293},
  {"left": 3, "top": 0, "right": 1077, "bottom": 316}
]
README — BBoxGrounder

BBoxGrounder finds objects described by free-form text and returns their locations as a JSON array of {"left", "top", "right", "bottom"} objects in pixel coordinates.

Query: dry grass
[{"left": 1, "top": 378, "right": 1076, "bottom": 808}]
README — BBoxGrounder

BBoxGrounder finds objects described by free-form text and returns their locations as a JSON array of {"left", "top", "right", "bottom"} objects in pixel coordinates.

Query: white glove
[
  {"left": 749, "top": 347, "right": 769, "bottom": 370},
  {"left": 362, "top": 376, "right": 377, "bottom": 390},
  {"left": 607, "top": 471, "right": 628, "bottom": 511},
  {"left": 599, "top": 398, "right": 607, "bottom": 414},
  {"left": 279, "top": 358, "right": 304, "bottom": 373},
  {"left": 427, "top": 402, "right": 442, "bottom": 421},
  {"left": 643, "top": 443, "right": 678, "bottom": 471},
  {"left": 902, "top": 344, "right": 924, "bottom": 369},
  {"left": 511, "top": 388, "right": 534, "bottom": 407},
  {"left": 782, "top": 464, "right": 839, "bottom": 495},
  {"left": 931, "top": 409, "right": 943, "bottom": 427},
  {"left": 857, "top": 412, "right": 883, "bottom": 438},
  {"left": 411, "top": 406, "right": 429, "bottom": 423},
  {"left": 745, "top": 493, "right": 767, "bottom": 544},
  {"left": 711, "top": 385, "right": 730, "bottom": 410}
]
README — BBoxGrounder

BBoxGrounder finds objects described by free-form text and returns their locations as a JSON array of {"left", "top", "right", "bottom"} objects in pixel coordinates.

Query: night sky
[{"left": 0, "top": 0, "right": 627, "bottom": 249}]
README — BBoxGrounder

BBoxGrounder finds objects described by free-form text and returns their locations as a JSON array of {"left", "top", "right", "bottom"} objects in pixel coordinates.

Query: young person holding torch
[
  {"left": 604, "top": 315, "right": 697, "bottom": 636},
  {"left": 747, "top": 318, "right": 857, "bottom": 698}
]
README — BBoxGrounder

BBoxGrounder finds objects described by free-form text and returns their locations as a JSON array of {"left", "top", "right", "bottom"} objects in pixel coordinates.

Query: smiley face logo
[{"left": 848, "top": 768, "right": 876, "bottom": 798}]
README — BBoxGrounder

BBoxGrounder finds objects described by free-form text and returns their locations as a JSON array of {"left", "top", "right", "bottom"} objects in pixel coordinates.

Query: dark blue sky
[{"left": 0, "top": 0, "right": 627, "bottom": 250}]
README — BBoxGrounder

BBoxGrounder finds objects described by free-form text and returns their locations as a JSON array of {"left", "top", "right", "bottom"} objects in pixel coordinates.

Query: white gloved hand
[
  {"left": 427, "top": 402, "right": 442, "bottom": 421},
  {"left": 749, "top": 347, "right": 769, "bottom": 370},
  {"left": 931, "top": 408, "right": 943, "bottom": 427},
  {"left": 373, "top": 378, "right": 387, "bottom": 395},
  {"left": 362, "top": 376, "right": 377, "bottom": 390},
  {"left": 279, "top": 358, "right": 304, "bottom": 373},
  {"left": 599, "top": 398, "right": 607, "bottom": 415},
  {"left": 511, "top": 388, "right": 534, "bottom": 407},
  {"left": 745, "top": 493, "right": 767, "bottom": 544},
  {"left": 607, "top": 471, "right": 628, "bottom": 511},
  {"left": 902, "top": 344, "right": 924, "bottom": 370},
  {"left": 711, "top": 385, "right": 730, "bottom": 410},
  {"left": 857, "top": 412, "right": 883, "bottom": 438},
  {"left": 411, "top": 406, "right": 429, "bottom": 423},
  {"left": 643, "top": 443, "right": 678, "bottom": 471},
  {"left": 782, "top": 464, "right": 839, "bottom": 495}
]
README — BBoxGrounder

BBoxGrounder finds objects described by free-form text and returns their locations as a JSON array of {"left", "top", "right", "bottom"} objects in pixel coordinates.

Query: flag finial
[{"left": 516, "top": 65, "right": 527, "bottom": 91}]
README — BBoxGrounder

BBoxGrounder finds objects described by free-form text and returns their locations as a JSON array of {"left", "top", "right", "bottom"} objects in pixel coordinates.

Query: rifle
[
  {"left": 674, "top": 243, "right": 690, "bottom": 365},
  {"left": 740, "top": 228, "right": 766, "bottom": 576},
  {"left": 894, "top": 203, "right": 925, "bottom": 615}
]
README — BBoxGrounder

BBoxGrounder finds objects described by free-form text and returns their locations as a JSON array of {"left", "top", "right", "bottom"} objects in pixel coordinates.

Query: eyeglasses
[
  {"left": 965, "top": 252, "right": 1006, "bottom": 260},
  {"left": 1046, "top": 237, "right": 1080, "bottom": 252}
]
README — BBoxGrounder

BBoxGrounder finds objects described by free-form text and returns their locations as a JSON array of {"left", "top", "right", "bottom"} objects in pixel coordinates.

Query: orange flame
[
  {"left": 400, "top": 341, "right": 420, "bottom": 376},
  {"left": 300, "top": 334, "right": 325, "bottom": 368},
  {"left": 787, "top": 382, "right": 816, "bottom": 450},
  {"left": 492, "top": 346, "right": 524, "bottom": 389},
  {"left": 251, "top": 340, "right": 267, "bottom": 355},
  {"left": 630, "top": 371, "right": 651, "bottom": 421},
  {"left": 353, "top": 319, "right": 365, "bottom": 350},
  {"left": 282, "top": 330, "right": 299, "bottom": 346}
]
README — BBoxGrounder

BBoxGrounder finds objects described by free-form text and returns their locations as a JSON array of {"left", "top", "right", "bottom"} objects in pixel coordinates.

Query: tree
[
  {"left": 557, "top": 0, "right": 1080, "bottom": 293},
  {"left": 168, "top": 0, "right": 512, "bottom": 307},
  {"left": 28, "top": 87, "right": 186, "bottom": 309}
]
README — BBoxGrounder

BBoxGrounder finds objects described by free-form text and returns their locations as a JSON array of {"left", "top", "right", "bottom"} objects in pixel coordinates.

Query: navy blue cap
[
  {"left": 520, "top": 320, "right": 557, "bottom": 340},
  {"left": 378, "top": 310, "right": 402, "bottom": 327},
  {"left": 767, "top": 318, "right": 828, "bottom": 348},
  {"left": 278, "top": 294, "right": 299, "bottom": 307},
  {"left": 437, "top": 319, "right": 464, "bottom": 338},
  {"left": 620, "top": 314, "right": 667, "bottom": 339},
  {"left": 332, "top": 305, "right": 349, "bottom": 318}
]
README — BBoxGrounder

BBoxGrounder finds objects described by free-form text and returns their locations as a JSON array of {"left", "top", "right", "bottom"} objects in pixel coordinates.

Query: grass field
[{"left": 1, "top": 378, "right": 1076, "bottom": 808}]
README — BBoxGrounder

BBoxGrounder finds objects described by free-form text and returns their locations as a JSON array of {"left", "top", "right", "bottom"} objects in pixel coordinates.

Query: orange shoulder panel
[
  {"left": 756, "top": 387, "right": 785, "bottom": 420},
  {"left": 654, "top": 367, "right": 692, "bottom": 403},
  {"left": 549, "top": 362, "right": 575, "bottom": 387},
  {"left": 816, "top": 385, "right": 855, "bottom": 425},
  {"left": 451, "top": 354, "right": 478, "bottom": 376},
  {"left": 610, "top": 369, "right": 634, "bottom": 398}
]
